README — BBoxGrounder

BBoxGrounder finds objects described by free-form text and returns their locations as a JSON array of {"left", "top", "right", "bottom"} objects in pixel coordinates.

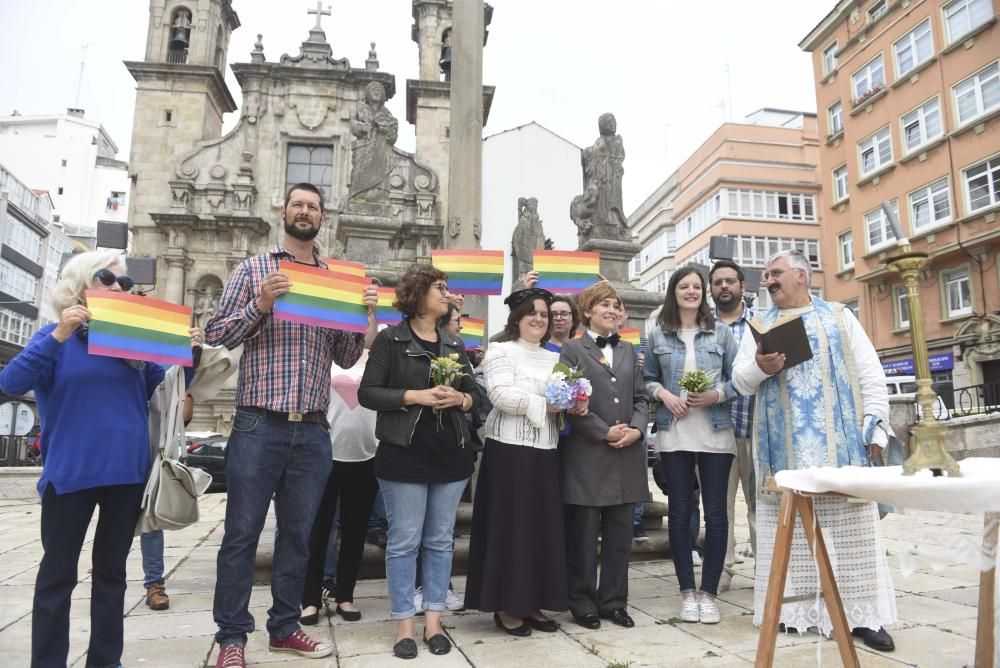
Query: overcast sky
[{"left": 0, "top": 0, "right": 828, "bottom": 213}]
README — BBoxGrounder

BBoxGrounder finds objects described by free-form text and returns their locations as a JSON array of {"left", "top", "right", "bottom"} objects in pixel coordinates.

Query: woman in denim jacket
[{"left": 642, "top": 266, "right": 738, "bottom": 625}]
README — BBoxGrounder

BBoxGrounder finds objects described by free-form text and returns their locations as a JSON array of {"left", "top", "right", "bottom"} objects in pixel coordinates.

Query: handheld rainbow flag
[
  {"left": 376, "top": 286, "right": 402, "bottom": 325},
  {"left": 620, "top": 327, "right": 641, "bottom": 347},
  {"left": 324, "top": 258, "right": 367, "bottom": 279},
  {"left": 85, "top": 291, "right": 193, "bottom": 367},
  {"left": 460, "top": 317, "right": 485, "bottom": 351},
  {"left": 431, "top": 250, "right": 504, "bottom": 295},
  {"left": 532, "top": 250, "right": 601, "bottom": 294},
  {"left": 274, "top": 261, "right": 370, "bottom": 332}
]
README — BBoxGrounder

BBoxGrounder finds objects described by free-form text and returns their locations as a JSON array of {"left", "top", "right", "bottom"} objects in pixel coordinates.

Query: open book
[{"left": 749, "top": 315, "right": 813, "bottom": 370}]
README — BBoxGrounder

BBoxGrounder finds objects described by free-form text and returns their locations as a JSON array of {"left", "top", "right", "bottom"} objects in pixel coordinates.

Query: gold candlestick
[{"left": 885, "top": 240, "right": 961, "bottom": 477}]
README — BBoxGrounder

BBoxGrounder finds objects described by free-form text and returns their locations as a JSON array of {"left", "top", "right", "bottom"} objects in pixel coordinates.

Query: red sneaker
[
  {"left": 215, "top": 643, "right": 246, "bottom": 668},
  {"left": 269, "top": 629, "right": 334, "bottom": 658}
]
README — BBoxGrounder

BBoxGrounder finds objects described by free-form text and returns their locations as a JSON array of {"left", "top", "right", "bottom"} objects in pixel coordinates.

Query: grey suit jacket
[{"left": 560, "top": 335, "right": 650, "bottom": 507}]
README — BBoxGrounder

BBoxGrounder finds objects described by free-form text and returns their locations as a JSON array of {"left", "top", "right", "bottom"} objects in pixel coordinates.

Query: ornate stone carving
[
  {"left": 210, "top": 164, "right": 227, "bottom": 180},
  {"left": 348, "top": 82, "right": 398, "bottom": 203},
  {"left": 511, "top": 196, "right": 546, "bottom": 280},
  {"left": 191, "top": 280, "right": 222, "bottom": 329},
  {"left": 448, "top": 216, "right": 460, "bottom": 238},
  {"left": 291, "top": 103, "right": 333, "bottom": 131},
  {"left": 577, "top": 113, "right": 630, "bottom": 244},
  {"left": 569, "top": 186, "right": 599, "bottom": 247}
]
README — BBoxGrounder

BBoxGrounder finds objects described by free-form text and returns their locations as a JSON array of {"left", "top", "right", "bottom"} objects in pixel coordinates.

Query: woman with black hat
[{"left": 463, "top": 288, "right": 587, "bottom": 635}]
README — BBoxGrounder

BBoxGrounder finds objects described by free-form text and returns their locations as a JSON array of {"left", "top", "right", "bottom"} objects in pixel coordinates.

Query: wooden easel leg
[
  {"left": 755, "top": 491, "right": 796, "bottom": 668},
  {"left": 975, "top": 512, "right": 998, "bottom": 668},
  {"left": 798, "top": 497, "right": 860, "bottom": 668}
]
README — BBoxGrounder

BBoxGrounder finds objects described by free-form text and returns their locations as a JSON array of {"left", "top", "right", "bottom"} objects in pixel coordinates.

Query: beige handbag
[{"left": 141, "top": 453, "right": 213, "bottom": 531}]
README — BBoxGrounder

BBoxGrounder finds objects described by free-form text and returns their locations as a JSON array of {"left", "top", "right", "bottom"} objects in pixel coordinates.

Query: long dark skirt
[{"left": 464, "top": 438, "right": 569, "bottom": 616}]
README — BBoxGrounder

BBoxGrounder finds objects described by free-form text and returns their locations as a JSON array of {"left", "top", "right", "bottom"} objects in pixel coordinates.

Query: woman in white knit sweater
[{"left": 463, "top": 288, "right": 587, "bottom": 636}]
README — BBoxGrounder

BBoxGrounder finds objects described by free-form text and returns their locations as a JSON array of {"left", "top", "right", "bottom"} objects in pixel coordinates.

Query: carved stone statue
[
  {"left": 511, "top": 197, "right": 546, "bottom": 280},
  {"left": 349, "top": 81, "right": 399, "bottom": 203},
  {"left": 569, "top": 185, "right": 599, "bottom": 247},
  {"left": 579, "top": 113, "right": 630, "bottom": 243},
  {"left": 192, "top": 288, "right": 220, "bottom": 329}
]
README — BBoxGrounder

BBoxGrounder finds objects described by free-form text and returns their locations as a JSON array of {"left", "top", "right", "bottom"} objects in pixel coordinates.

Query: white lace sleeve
[{"left": 483, "top": 344, "right": 547, "bottom": 428}]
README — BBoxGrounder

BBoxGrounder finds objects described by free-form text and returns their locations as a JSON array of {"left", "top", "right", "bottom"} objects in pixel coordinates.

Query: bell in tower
[
  {"left": 168, "top": 8, "right": 192, "bottom": 63},
  {"left": 439, "top": 28, "right": 452, "bottom": 81}
]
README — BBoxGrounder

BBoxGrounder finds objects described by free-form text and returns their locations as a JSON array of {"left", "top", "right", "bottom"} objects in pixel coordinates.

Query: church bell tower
[{"left": 124, "top": 0, "right": 239, "bottom": 302}]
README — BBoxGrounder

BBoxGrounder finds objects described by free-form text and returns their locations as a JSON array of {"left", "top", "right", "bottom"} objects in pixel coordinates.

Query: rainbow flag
[
  {"left": 532, "top": 250, "right": 601, "bottom": 294},
  {"left": 85, "top": 291, "right": 193, "bottom": 367},
  {"left": 376, "top": 286, "right": 402, "bottom": 325},
  {"left": 274, "top": 261, "right": 370, "bottom": 332},
  {"left": 324, "top": 258, "right": 367, "bottom": 279},
  {"left": 460, "top": 317, "right": 485, "bottom": 350},
  {"left": 431, "top": 250, "right": 504, "bottom": 295},
  {"left": 620, "top": 327, "right": 641, "bottom": 347}
]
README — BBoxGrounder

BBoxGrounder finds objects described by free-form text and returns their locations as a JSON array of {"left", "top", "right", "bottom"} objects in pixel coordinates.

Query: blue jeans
[
  {"left": 379, "top": 478, "right": 467, "bottom": 619},
  {"left": 369, "top": 484, "right": 387, "bottom": 531},
  {"left": 213, "top": 409, "right": 333, "bottom": 646},
  {"left": 140, "top": 530, "right": 164, "bottom": 588},
  {"left": 633, "top": 502, "right": 644, "bottom": 527},
  {"left": 661, "top": 451, "right": 733, "bottom": 596}
]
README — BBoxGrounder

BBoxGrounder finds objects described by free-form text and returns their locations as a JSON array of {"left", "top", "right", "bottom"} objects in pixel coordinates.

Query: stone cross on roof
[{"left": 307, "top": 1, "right": 332, "bottom": 31}]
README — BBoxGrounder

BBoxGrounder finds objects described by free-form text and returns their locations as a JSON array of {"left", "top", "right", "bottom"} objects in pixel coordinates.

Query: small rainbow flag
[
  {"left": 85, "top": 291, "right": 193, "bottom": 367},
  {"left": 620, "top": 327, "right": 641, "bottom": 347},
  {"left": 532, "top": 250, "right": 601, "bottom": 294},
  {"left": 376, "top": 286, "right": 402, "bottom": 325},
  {"left": 274, "top": 261, "right": 370, "bottom": 332},
  {"left": 431, "top": 250, "right": 504, "bottom": 295},
  {"left": 460, "top": 317, "right": 485, "bottom": 350}
]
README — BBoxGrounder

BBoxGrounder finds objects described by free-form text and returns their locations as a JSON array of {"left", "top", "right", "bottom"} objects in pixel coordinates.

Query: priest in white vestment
[{"left": 733, "top": 250, "right": 898, "bottom": 652}]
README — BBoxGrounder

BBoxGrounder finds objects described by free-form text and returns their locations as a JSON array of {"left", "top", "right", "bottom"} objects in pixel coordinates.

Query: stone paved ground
[{"left": 0, "top": 489, "right": 988, "bottom": 667}]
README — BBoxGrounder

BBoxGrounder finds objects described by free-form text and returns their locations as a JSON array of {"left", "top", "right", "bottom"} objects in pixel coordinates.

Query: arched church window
[
  {"left": 168, "top": 7, "right": 192, "bottom": 64},
  {"left": 214, "top": 25, "right": 225, "bottom": 71},
  {"left": 439, "top": 28, "right": 452, "bottom": 81},
  {"left": 286, "top": 144, "right": 334, "bottom": 204}
]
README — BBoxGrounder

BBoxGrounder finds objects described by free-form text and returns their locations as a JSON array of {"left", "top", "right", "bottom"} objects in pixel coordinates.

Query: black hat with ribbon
[{"left": 503, "top": 287, "right": 555, "bottom": 310}]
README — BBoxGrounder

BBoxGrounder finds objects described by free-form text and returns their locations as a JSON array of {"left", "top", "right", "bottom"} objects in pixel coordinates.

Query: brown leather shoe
[{"left": 145, "top": 583, "right": 170, "bottom": 610}]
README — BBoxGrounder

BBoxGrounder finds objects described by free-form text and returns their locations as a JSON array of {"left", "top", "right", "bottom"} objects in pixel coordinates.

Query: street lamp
[{"left": 882, "top": 202, "right": 960, "bottom": 476}]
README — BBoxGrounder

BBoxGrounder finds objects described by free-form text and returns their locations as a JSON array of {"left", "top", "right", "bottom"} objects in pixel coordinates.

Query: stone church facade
[{"left": 125, "top": 0, "right": 490, "bottom": 431}]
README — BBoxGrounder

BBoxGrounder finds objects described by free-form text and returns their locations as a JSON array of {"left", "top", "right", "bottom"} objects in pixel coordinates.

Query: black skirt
[{"left": 464, "top": 439, "right": 569, "bottom": 616}]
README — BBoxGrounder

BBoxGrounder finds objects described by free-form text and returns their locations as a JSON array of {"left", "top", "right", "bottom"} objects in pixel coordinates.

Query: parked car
[
  {"left": 186, "top": 437, "right": 227, "bottom": 491},
  {"left": 185, "top": 431, "right": 223, "bottom": 453},
  {"left": 886, "top": 375, "right": 950, "bottom": 420}
]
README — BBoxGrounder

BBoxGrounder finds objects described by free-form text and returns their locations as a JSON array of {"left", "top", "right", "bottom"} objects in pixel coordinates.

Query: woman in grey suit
[{"left": 559, "top": 282, "right": 649, "bottom": 630}]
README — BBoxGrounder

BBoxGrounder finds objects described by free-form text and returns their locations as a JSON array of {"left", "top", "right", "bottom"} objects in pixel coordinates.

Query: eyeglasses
[
  {"left": 93, "top": 268, "right": 134, "bottom": 292},
  {"left": 551, "top": 312, "right": 572, "bottom": 320},
  {"left": 431, "top": 282, "right": 449, "bottom": 295}
]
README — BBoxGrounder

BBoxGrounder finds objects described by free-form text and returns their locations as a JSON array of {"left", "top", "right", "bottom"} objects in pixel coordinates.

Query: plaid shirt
[
  {"left": 205, "top": 245, "right": 364, "bottom": 413},
  {"left": 715, "top": 304, "right": 755, "bottom": 438}
]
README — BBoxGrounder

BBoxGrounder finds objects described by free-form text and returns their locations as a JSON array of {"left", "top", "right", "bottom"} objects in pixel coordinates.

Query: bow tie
[{"left": 595, "top": 334, "right": 620, "bottom": 348}]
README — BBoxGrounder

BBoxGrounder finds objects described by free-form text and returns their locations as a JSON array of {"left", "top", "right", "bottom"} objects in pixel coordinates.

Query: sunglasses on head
[{"left": 93, "top": 268, "right": 134, "bottom": 292}]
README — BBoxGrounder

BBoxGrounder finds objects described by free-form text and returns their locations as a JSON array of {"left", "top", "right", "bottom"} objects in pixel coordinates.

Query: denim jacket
[{"left": 642, "top": 322, "right": 738, "bottom": 432}]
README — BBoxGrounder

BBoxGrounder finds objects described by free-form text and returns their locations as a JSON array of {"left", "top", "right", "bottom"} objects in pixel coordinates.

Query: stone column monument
[
  {"left": 571, "top": 113, "right": 660, "bottom": 331},
  {"left": 447, "top": 0, "right": 486, "bottom": 318}
]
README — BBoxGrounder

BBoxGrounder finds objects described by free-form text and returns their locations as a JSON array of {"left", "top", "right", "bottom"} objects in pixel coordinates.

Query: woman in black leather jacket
[{"left": 358, "top": 263, "right": 480, "bottom": 660}]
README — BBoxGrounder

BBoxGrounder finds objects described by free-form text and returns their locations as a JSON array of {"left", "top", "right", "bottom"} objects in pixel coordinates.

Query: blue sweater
[{"left": 0, "top": 324, "right": 166, "bottom": 495}]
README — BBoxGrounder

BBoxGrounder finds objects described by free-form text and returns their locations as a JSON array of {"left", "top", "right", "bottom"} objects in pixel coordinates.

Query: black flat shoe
[
  {"left": 494, "top": 612, "right": 531, "bottom": 637},
  {"left": 335, "top": 604, "right": 362, "bottom": 622},
  {"left": 524, "top": 616, "right": 559, "bottom": 633},
  {"left": 423, "top": 633, "right": 452, "bottom": 655},
  {"left": 602, "top": 608, "right": 634, "bottom": 628},
  {"left": 852, "top": 627, "right": 895, "bottom": 652},
  {"left": 393, "top": 638, "right": 418, "bottom": 660},
  {"left": 299, "top": 610, "right": 319, "bottom": 626},
  {"left": 573, "top": 613, "right": 601, "bottom": 629}
]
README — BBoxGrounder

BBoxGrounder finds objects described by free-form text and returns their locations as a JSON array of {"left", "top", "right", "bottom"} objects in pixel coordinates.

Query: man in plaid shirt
[
  {"left": 709, "top": 260, "right": 756, "bottom": 593},
  {"left": 206, "top": 183, "right": 377, "bottom": 667}
]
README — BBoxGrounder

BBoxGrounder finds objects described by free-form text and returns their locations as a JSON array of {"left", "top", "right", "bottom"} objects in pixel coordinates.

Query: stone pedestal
[
  {"left": 581, "top": 237, "right": 662, "bottom": 326},
  {"left": 337, "top": 201, "right": 403, "bottom": 275}
]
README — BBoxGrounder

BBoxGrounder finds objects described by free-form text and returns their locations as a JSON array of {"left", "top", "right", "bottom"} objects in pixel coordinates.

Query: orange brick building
[{"left": 801, "top": 0, "right": 1000, "bottom": 393}]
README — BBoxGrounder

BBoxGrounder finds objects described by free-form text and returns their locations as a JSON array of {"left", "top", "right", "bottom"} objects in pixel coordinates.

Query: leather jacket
[{"left": 358, "top": 321, "right": 481, "bottom": 448}]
